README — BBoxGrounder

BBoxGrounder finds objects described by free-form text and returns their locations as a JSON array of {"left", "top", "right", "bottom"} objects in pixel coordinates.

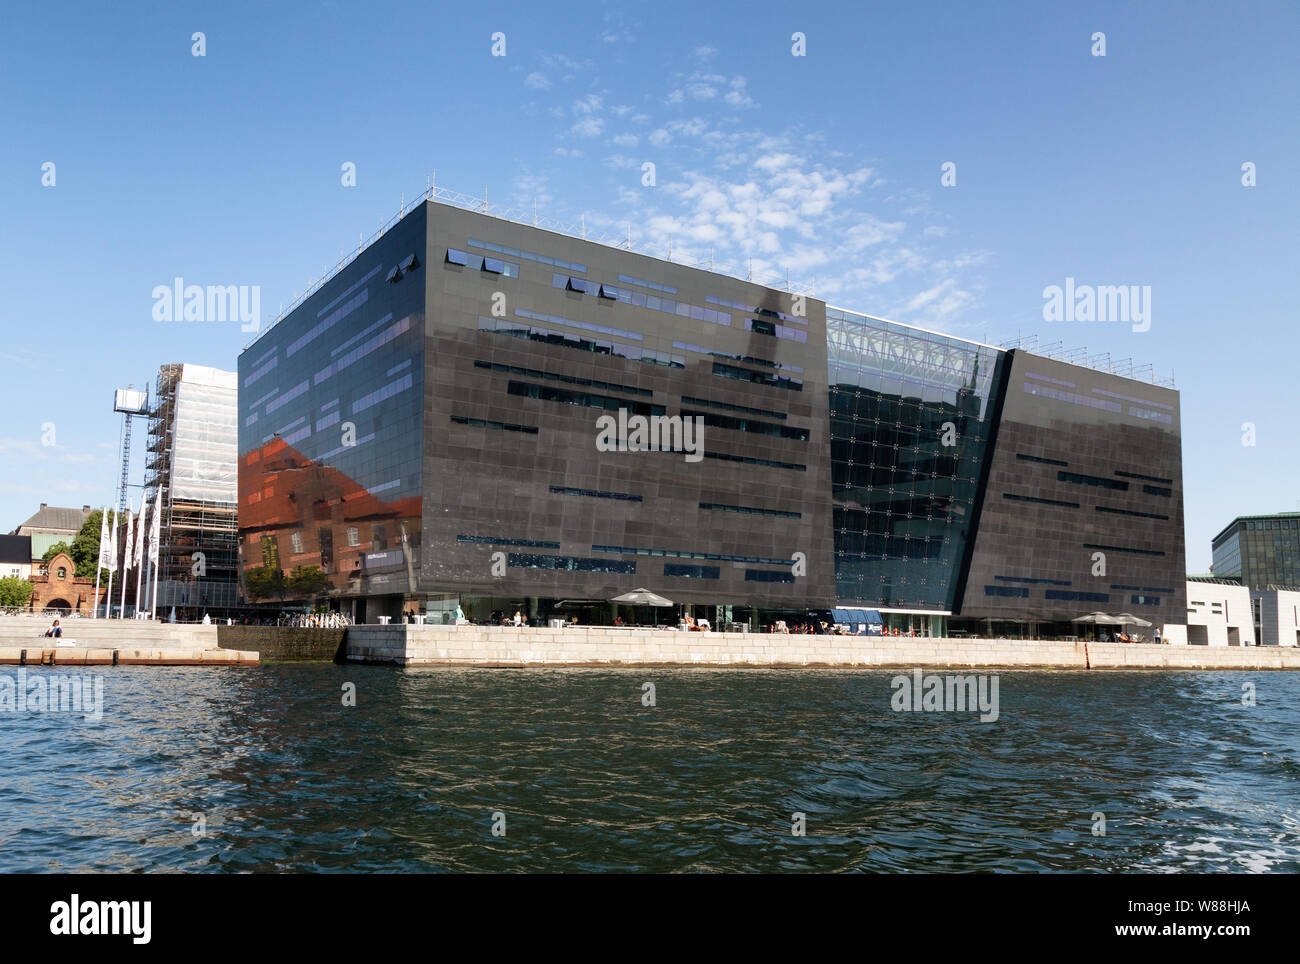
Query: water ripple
[{"left": 0, "top": 666, "right": 1297, "bottom": 872}]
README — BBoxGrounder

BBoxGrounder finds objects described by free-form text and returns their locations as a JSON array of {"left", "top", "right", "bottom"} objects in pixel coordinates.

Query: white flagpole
[
  {"left": 118, "top": 509, "right": 133, "bottom": 619},
  {"left": 150, "top": 538, "right": 160, "bottom": 620},
  {"left": 105, "top": 508, "right": 117, "bottom": 620},
  {"left": 134, "top": 494, "right": 146, "bottom": 618},
  {"left": 92, "top": 504, "right": 108, "bottom": 619},
  {"left": 150, "top": 484, "right": 162, "bottom": 619}
]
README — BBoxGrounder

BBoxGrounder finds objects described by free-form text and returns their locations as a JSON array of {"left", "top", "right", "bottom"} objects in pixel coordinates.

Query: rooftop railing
[{"left": 998, "top": 333, "right": 1176, "bottom": 388}]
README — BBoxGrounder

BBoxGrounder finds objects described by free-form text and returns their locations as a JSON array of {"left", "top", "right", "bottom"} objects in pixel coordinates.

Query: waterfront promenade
[
  {"left": 3, "top": 616, "right": 1297, "bottom": 669},
  {"left": 341, "top": 624, "right": 1300, "bottom": 670}
]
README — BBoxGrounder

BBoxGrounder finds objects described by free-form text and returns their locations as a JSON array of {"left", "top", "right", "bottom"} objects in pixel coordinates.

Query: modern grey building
[
  {"left": 1211, "top": 513, "right": 1300, "bottom": 589},
  {"left": 236, "top": 198, "right": 1187, "bottom": 632}
]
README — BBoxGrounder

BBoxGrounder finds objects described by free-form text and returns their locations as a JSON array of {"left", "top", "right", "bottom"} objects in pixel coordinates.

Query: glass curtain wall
[{"left": 826, "top": 308, "right": 1008, "bottom": 611}]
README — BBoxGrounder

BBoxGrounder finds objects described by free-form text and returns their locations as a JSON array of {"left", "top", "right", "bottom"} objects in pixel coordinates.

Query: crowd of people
[{"left": 769, "top": 619, "right": 891, "bottom": 635}]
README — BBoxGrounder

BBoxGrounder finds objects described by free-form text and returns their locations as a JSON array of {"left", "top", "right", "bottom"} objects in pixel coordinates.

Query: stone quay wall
[
  {"left": 343, "top": 625, "right": 1300, "bottom": 670},
  {"left": 216, "top": 626, "right": 347, "bottom": 661}
]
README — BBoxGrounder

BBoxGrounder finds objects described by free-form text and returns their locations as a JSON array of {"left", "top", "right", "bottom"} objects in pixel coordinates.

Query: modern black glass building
[{"left": 237, "top": 199, "right": 1187, "bottom": 632}]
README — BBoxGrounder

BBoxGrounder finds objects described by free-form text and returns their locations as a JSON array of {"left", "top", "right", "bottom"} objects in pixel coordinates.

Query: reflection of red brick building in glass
[{"left": 239, "top": 438, "right": 421, "bottom": 601}]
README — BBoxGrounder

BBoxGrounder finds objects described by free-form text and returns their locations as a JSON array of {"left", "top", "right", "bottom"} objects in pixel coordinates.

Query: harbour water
[{"left": 1, "top": 666, "right": 1296, "bottom": 872}]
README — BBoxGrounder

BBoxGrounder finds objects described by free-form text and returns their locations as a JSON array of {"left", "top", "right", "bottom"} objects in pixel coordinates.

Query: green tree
[
  {"left": 244, "top": 566, "right": 286, "bottom": 601},
  {"left": 42, "top": 541, "right": 73, "bottom": 564},
  {"left": 0, "top": 576, "right": 34, "bottom": 609},
  {"left": 287, "top": 565, "right": 329, "bottom": 603},
  {"left": 69, "top": 509, "right": 119, "bottom": 580}
]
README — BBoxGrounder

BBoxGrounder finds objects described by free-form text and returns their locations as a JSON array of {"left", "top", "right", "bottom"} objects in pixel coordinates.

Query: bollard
[
  {"left": 19, "top": 648, "right": 26, "bottom": 666},
  {"left": 113, "top": 649, "right": 119, "bottom": 666}
]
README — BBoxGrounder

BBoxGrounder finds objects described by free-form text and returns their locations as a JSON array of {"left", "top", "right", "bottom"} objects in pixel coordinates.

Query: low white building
[
  {"left": 1252, "top": 587, "right": 1300, "bottom": 647},
  {"left": 1171, "top": 578, "right": 1256, "bottom": 646}
]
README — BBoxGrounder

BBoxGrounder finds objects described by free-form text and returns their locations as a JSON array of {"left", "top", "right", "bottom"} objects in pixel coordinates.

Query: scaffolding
[{"left": 143, "top": 364, "right": 240, "bottom": 612}]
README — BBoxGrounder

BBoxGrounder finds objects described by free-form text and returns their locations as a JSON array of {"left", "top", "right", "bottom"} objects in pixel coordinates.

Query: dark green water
[{"left": 2, "top": 665, "right": 1297, "bottom": 872}]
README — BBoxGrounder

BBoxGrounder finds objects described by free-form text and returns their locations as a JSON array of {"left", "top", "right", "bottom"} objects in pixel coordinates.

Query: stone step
[{"left": 0, "top": 620, "right": 220, "bottom": 647}]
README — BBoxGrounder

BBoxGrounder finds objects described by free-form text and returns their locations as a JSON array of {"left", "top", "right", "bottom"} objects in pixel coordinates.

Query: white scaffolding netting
[{"left": 170, "top": 364, "right": 238, "bottom": 504}]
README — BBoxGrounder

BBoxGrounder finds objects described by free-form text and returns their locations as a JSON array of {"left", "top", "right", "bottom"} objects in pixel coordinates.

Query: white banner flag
[
  {"left": 122, "top": 509, "right": 134, "bottom": 573},
  {"left": 134, "top": 493, "right": 147, "bottom": 570},
  {"left": 149, "top": 486, "right": 162, "bottom": 566},
  {"left": 107, "top": 508, "right": 119, "bottom": 570},
  {"left": 97, "top": 505, "right": 110, "bottom": 571}
]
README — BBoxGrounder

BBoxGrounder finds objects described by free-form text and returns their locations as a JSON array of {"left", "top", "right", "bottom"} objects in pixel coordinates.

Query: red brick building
[{"left": 27, "top": 551, "right": 99, "bottom": 615}]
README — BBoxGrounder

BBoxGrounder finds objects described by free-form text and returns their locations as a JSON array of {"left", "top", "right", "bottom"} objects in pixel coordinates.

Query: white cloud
[
  {"left": 724, "top": 77, "right": 755, "bottom": 109},
  {"left": 511, "top": 173, "right": 553, "bottom": 208},
  {"left": 0, "top": 348, "right": 56, "bottom": 371},
  {"left": 665, "top": 71, "right": 757, "bottom": 110},
  {"left": 0, "top": 438, "right": 47, "bottom": 461},
  {"left": 602, "top": 154, "right": 640, "bottom": 170},
  {"left": 668, "top": 117, "right": 708, "bottom": 138},
  {"left": 899, "top": 279, "right": 977, "bottom": 325},
  {"left": 524, "top": 72, "right": 552, "bottom": 91},
  {"left": 843, "top": 216, "right": 907, "bottom": 250},
  {"left": 524, "top": 60, "right": 987, "bottom": 333},
  {"left": 537, "top": 51, "right": 591, "bottom": 83}
]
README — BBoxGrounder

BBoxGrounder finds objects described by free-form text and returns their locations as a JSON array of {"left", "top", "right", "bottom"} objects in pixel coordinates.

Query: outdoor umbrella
[
  {"left": 609, "top": 588, "right": 673, "bottom": 626},
  {"left": 609, "top": 588, "right": 673, "bottom": 607},
  {"left": 1114, "top": 613, "right": 1153, "bottom": 627},
  {"left": 1071, "top": 611, "right": 1126, "bottom": 641},
  {"left": 1114, "top": 613, "right": 1153, "bottom": 639},
  {"left": 1070, "top": 612, "right": 1126, "bottom": 625}
]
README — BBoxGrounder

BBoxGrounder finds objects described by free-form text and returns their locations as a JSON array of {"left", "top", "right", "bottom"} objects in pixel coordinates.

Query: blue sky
[{"left": 1, "top": 0, "right": 1296, "bottom": 569}]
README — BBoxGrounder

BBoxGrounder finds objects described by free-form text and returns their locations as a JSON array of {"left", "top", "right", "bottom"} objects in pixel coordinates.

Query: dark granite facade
[
  {"left": 956, "top": 350, "right": 1186, "bottom": 626},
  {"left": 421, "top": 204, "right": 835, "bottom": 610},
  {"left": 237, "top": 201, "right": 1186, "bottom": 628}
]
